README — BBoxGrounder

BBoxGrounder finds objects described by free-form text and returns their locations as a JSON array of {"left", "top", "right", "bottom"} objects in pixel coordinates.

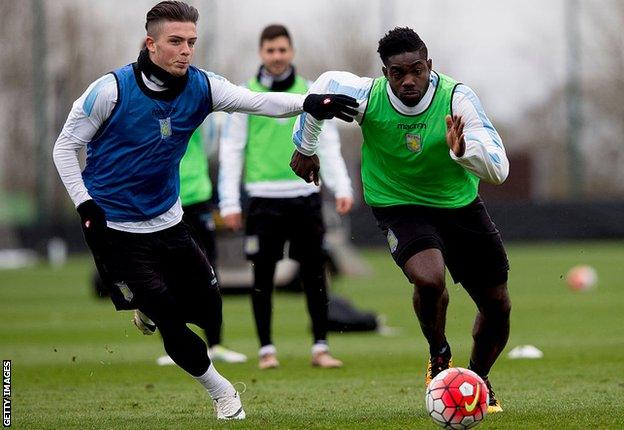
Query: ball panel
[
  {"left": 459, "top": 381, "right": 474, "bottom": 396},
  {"left": 432, "top": 398, "right": 446, "bottom": 414},
  {"left": 441, "top": 404, "right": 456, "bottom": 422}
]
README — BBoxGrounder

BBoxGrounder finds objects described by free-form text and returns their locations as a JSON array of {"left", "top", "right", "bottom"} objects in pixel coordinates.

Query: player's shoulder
[
  {"left": 199, "top": 68, "right": 229, "bottom": 83},
  {"left": 450, "top": 82, "right": 484, "bottom": 109},
  {"left": 445, "top": 73, "right": 477, "bottom": 99},
  {"left": 86, "top": 73, "right": 118, "bottom": 96},
  {"left": 316, "top": 70, "right": 373, "bottom": 87},
  {"left": 313, "top": 71, "right": 374, "bottom": 103},
  {"left": 79, "top": 73, "right": 118, "bottom": 116}
]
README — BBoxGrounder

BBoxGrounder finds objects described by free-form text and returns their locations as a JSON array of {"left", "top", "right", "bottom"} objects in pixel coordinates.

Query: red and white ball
[
  {"left": 425, "top": 367, "right": 488, "bottom": 429},
  {"left": 565, "top": 265, "right": 598, "bottom": 291}
]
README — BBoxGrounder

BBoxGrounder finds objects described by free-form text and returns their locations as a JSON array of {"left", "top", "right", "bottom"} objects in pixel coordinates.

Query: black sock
[
  {"left": 300, "top": 261, "right": 329, "bottom": 343},
  {"left": 430, "top": 341, "right": 451, "bottom": 358},
  {"left": 251, "top": 259, "right": 277, "bottom": 347}
]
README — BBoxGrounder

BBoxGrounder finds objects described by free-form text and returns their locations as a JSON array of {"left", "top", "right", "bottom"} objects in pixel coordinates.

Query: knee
[
  {"left": 411, "top": 276, "right": 448, "bottom": 298},
  {"left": 482, "top": 295, "right": 512, "bottom": 320},
  {"left": 406, "top": 266, "right": 445, "bottom": 292}
]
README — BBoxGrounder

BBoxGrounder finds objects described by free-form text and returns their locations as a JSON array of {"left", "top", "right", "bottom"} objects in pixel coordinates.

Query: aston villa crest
[
  {"left": 159, "top": 117, "right": 172, "bottom": 139},
  {"left": 387, "top": 229, "right": 398, "bottom": 253},
  {"left": 405, "top": 133, "right": 422, "bottom": 154}
]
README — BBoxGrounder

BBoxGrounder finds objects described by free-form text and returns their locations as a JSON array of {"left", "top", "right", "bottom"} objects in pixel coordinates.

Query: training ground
[{"left": 1, "top": 243, "right": 623, "bottom": 429}]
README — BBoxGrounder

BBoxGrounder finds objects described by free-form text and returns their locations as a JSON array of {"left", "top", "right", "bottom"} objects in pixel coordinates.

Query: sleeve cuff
[
  {"left": 335, "top": 190, "right": 353, "bottom": 199},
  {"left": 219, "top": 205, "right": 242, "bottom": 217}
]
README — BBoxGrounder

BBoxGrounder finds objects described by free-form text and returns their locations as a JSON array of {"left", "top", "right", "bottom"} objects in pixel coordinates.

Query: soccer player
[
  {"left": 219, "top": 24, "right": 353, "bottom": 370},
  {"left": 137, "top": 127, "right": 248, "bottom": 365},
  {"left": 52, "top": 1, "right": 357, "bottom": 421},
  {"left": 291, "top": 27, "right": 510, "bottom": 413}
]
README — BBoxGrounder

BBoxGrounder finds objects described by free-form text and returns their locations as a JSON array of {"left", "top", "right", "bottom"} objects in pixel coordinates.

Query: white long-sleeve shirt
[
  {"left": 53, "top": 69, "right": 304, "bottom": 233},
  {"left": 293, "top": 70, "right": 509, "bottom": 185},
  {"left": 218, "top": 106, "right": 353, "bottom": 217}
]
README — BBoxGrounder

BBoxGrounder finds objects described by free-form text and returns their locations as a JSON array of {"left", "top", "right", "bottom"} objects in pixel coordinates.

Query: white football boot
[{"left": 214, "top": 391, "right": 246, "bottom": 420}]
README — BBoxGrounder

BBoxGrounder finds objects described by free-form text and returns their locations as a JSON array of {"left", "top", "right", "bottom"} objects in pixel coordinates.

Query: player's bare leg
[
  {"left": 464, "top": 281, "right": 511, "bottom": 413},
  {"left": 403, "top": 249, "right": 453, "bottom": 385}
]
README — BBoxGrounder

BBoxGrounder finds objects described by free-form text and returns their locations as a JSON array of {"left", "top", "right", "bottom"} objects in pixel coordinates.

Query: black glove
[
  {"left": 303, "top": 94, "right": 359, "bottom": 122},
  {"left": 77, "top": 199, "right": 107, "bottom": 235}
]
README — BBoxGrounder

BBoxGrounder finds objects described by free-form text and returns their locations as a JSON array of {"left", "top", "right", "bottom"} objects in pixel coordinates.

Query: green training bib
[
  {"left": 360, "top": 73, "right": 478, "bottom": 208},
  {"left": 245, "top": 76, "right": 308, "bottom": 184},
  {"left": 179, "top": 128, "right": 212, "bottom": 206}
]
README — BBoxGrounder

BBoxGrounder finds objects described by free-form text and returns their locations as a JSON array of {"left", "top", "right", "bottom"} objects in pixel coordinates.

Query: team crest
[
  {"left": 405, "top": 133, "right": 423, "bottom": 154},
  {"left": 245, "top": 235, "right": 259, "bottom": 256},
  {"left": 386, "top": 229, "right": 398, "bottom": 253},
  {"left": 159, "top": 117, "right": 172, "bottom": 139}
]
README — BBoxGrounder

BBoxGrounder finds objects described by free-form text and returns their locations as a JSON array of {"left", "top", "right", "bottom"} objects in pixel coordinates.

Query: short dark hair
[
  {"left": 259, "top": 24, "right": 292, "bottom": 47},
  {"left": 377, "top": 27, "right": 427, "bottom": 64},
  {"left": 145, "top": 1, "right": 199, "bottom": 36}
]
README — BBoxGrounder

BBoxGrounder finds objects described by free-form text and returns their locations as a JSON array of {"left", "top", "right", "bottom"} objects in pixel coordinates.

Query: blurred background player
[
  {"left": 219, "top": 24, "right": 354, "bottom": 369},
  {"left": 291, "top": 27, "right": 510, "bottom": 413},
  {"left": 141, "top": 126, "right": 248, "bottom": 365},
  {"left": 52, "top": 0, "right": 357, "bottom": 421}
]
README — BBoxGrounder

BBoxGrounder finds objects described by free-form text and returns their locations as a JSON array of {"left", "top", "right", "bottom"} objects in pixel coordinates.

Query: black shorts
[
  {"left": 371, "top": 196, "right": 509, "bottom": 285},
  {"left": 84, "top": 222, "right": 219, "bottom": 311},
  {"left": 244, "top": 194, "right": 325, "bottom": 263},
  {"left": 183, "top": 200, "right": 217, "bottom": 265}
]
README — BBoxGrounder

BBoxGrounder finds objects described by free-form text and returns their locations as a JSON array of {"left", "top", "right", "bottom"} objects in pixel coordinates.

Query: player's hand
[
  {"left": 77, "top": 199, "right": 108, "bottom": 251},
  {"left": 77, "top": 199, "right": 107, "bottom": 234},
  {"left": 290, "top": 150, "right": 320, "bottom": 185},
  {"left": 223, "top": 212, "right": 242, "bottom": 231},
  {"left": 445, "top": 114, "right": 466, "bottom": 157},
  {"left": 335, "top": 197, "right": 353, "bottom": 215},
  {"left": 303, "top": 94, "right": 359, "bottom": 122}
]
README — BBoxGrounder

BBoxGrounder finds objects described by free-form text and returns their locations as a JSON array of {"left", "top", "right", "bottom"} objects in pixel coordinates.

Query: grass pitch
[{"left": 1, "top": 242, "right": 623, "bottom": 429}]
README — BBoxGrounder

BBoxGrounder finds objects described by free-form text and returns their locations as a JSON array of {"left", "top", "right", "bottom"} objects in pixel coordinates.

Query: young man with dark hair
[
  {"left": 291, "top": 26, "right": 510, "bottom": 413},
  {"left": 219, "top": 24, "right": 353, "bottom": 369},
  {"left": 53, "top": 1, "right": 357, "bottom": 421}
]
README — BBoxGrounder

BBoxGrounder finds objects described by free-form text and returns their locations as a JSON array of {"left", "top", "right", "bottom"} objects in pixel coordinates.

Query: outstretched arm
[
  {"left": 206, "top": 71, "right": 358, "bottom": 120},
  {"left": 291, "top": 71, "right": 373, "bottom": 184}
]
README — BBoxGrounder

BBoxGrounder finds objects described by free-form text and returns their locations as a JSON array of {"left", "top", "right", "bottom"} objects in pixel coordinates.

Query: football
[
  {"left": 565, "top": 265, "right": 598, "bottom": 291},
  {"left": 425, "top": 367, "right": 489, "bottom": 429}
]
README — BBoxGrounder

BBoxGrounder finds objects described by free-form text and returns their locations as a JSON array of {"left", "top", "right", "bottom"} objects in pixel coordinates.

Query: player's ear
[
  {"left": 427, "top": 59, "right": 432, "bottom": 71},
  {"left": 145, "top": 36, "right": 156, "bottom": 53},
  {"left": 382, "top": 66, "right": 388, "bottom": 78}
]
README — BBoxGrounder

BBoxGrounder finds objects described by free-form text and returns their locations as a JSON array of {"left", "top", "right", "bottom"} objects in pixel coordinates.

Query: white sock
[
  {"left": 258, "top": 344, "right": 277, "bottom": 357},
  {"left": 193, "top": 363, "right": 236, "bottom": 400},
  {"left": 312, "top": 342, "right": 329, "bottom": 355}
]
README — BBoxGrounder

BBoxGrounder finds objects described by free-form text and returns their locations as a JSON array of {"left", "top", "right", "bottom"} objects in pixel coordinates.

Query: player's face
[
  {"left": 383, "top": 51, "right": 432, "bottom": 107},
  {"left": 259, "top": 36, "right": 294, "bottom": 76},
  {"left": 146, "top": 20, "right": 197, "bottom": 77}
]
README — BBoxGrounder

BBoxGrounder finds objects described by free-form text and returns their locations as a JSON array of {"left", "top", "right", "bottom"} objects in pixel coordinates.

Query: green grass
[{"left": 1, "top": 242, "right": 624, "bottom": 429}]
